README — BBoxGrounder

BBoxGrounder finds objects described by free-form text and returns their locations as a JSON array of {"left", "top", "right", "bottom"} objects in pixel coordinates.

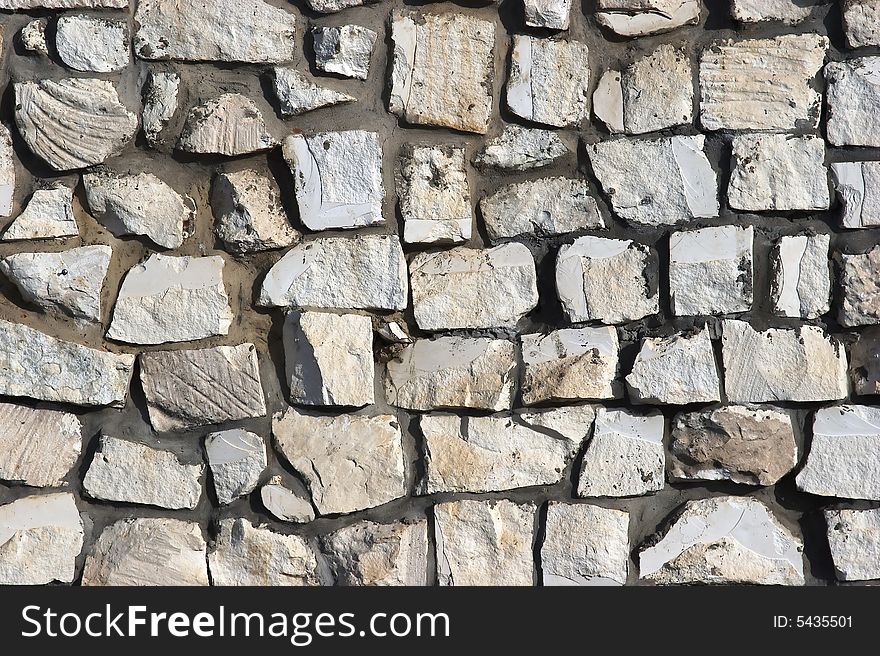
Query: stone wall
[{"left": 0, "top": 0, "right": 878, "bottom": 586}]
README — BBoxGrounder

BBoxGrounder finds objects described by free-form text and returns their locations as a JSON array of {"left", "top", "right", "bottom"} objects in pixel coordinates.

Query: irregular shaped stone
[
  {"left": 700, "top": 34, "right": 827, "bottom": 131},
  {"left": 639, "top": 496, "right": 804, "bottom": 585},
  {"left": 141, "top": 71, "right": 180, "bottom": 146},
  {"left": 15, "top": 79, "right": 137, "bottom": 171},
  {"left": 556, "top": 236, "right": 657, "bottom": 324},
  {"left": 376, "top": 319, "right": 411, "bottom": 345},
  {"left": 1, "top": 185, "right": 78, "bottom": 241},
  {"left": 521, "top": 327, "right": 620, "bottom": 405},
  {"left": 410, "top": 243, "right": 538, "bottom": 331},
  {"left": 56, "top": 15, "right": 129, "bottom": 73},
  {"left": 261, "top": 477, "right": 315, "bottom": 523},
  {"left": 669, "top": 405, "right": 798, "bottom": 485},
  {"left": 669, "top": 225, "right": 753, "bottom": 316},
  {"left": 206, "top": 430, "right": 266, "bottom": 505},
  {"left": 284, "top": 311, "right": 374, "bottom": 408},
  {"left": 389, "top": 11, "right": 495, "bottom": 134},
  {"left": 595, "top": 0, "right": 701, "bottom": 36},
  {"left": 209, "top": 518, "right": 321, "bottom": 586},
  {"left": 731, "top": 0, "right": 816, "bottom": 24},
  {"left": 839, "top": 246, "right": 880, "bottom": 326},
  {"left": 524, "top": 0, "right": 572, "bottom": 29},
  {"left": 82, "top": 518, "right": 208, "bottom": 586},
  {"left": 259, "top": 235, "right": 408, "bottom": 311},
  {"left": 474, "top": 125, "right": 568, "bottom": 171},
  {"left": 542, "top": 503, "right": 629, "bottom": 586},
  {"left": 728, "top": 134, "right": 829, "bottom": 212},
  {"left": 107, "top": 254, "right": 233, "bottom": 345},
  {"left": 307, "top": 0, "right": 370, "bottom": 12},
  {"left": 283, "top": 131, "right": 383, "bottom": 231},
  {"left": 771, "top": 233, "right": 830, "bottom": 319},
  {"left": 825, "top": 508, "right": 880, "bottom": 581},
  {"left": 825, "top": 57, "right": 880, "bottom": 147},
  {"left": 139, "top": 343, "right": 267, "bottom": 432},
  {"left": 593, "top": 45, "right": 693, "bottom": 135},
  {"left": 481, "top": 178, "right": 604, "bottom": 242},
  {"left": 134, "top": 0, "right": 296, "bottom": 63},
  {"left": 84, "top": 436, "right": 203, "bottom": 509},
  {"left": 20, "top": 19, "right": 48, "bottom": 55},
  {"left": 577, "top": 408, "right": 665, "bottom": 497},
  {"left": 588, "top": 135, "right": 718, "bottom": 226},
  {"left": 626, "top": 327, "right": 721, "bottom": 405},
  {"left": 272, "top": 68, "right": 355, "bottom": 116},
  {"left": 397, "top": 144, "right": 471, "bottom": 244},
  {"left": 0, "top": 320, "right": 134, "bottom": 407},
  {"left": 0, "top": 245, "right": 112, "bottom": 322},
  {"left": 0, "top": 403, "right": 81, "bottom": 488},
  {"left": 721, "top": 320, "right": 848, "bottom": 403},
  {"left": 178, "top": 94, "right": 276, "bottom": 157},
  {"left": 312, "top": 25, "right": 377, "bottom": 80},
  {"left": 273, "top": 409, "right": 406, "bottom": 516},
  {"left": 843, "top": 0, "right": 880, "bottom": 48},
  {"left": 506, "top": 35, "right": 590, "bottom": 128},
  {"left": 385, "top": 336, "right": 515, "bottom": 412},
  {"left": 1, "top": 0, "right": 127, "bottom": 6},
  {"left": 0, "top": 493, "right": 83, "bottom": 585},
  {"left": 517, "top": 404, "right": 597, "bottom": 442},
  {"left": 849, "top": 326, "right": 880, "bottom": 394},
  {"left": 832, "top": 160, "right": 880, "bottom": 229},
  {"left": 435, "top": 499, "right": 535, "bottom": 586},
  {"left": 797, "top": 405, "right": 880, "bottom": 500},
  {"left": 0, "top": 127, "right": 13, "bottom": 218},
  {"left": 421, "top": 414, "right": 582, "bottom": 494},
  {"left": 212, "top": 169, "right": 299, "bottom": 254},
  {"left": 321, "top": 520, "right": 428, "bottom": 586}
]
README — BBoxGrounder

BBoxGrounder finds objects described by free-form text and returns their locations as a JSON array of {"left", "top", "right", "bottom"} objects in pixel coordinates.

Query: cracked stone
[
  {"left": 0, "top": 245, "right": 112, "bottom": 322},
  {"left": 142, "top": 71, "right": 180, "bottom": 147},
  {"left": 577, "top": 408, "right": 665, "bottom": 498},
  {"left": 0, "top": 403, "right": 81, "bottom": 488},
  {"left": 839, "top": 246, "right": 880, "bottom": 326},
  {"left": 134, "top": 0, "right": 296, "bottom": 63},
  {"left": 283, "top": 131, "right": 384, "bottom": 231},
  {"left": 626, "top": 326, "right": 721, "bottom": 405},
  {"left": 209, "top": 518, "right": 321, "bottom": 586},
  {"left": 0, "top": 493, "right": 83, "bottom": 585},
  {"left": 521, "top": 326, "right": 621, "bottom": 405},
  {"left": 669, "top": 405, "right": 798, "bottom": 485},
  {"left": 524, "top": 0, "right": 572, "bottom": 29},
  {"left": 771, "top": 233, "right": 830, "bottom": 319},
  {"left": 384, "top": 336, "right": 516, "bottom": 412},
  {"left": 699, "top": 34, "right": 827, "bottom": 131},
  {"left": 506, "top": 35, "right": 590, "bottom": 128},
  {"left": 728, "top": 134, "right": 829, "bottom": 212},
  {"left": 178, "top": 94, "right": 276, "bottom": 157},
  {"left": 796, "top": 405, "right": 880, "bottom": 500},
  {"left": 273, "top": 409, "right": 406, "bottom": 516},
  {"left": 15, "top": 78, "right": 137, "bottom": 171},
  {"left": 107, "top": 254, "right": 233, "bottom": 345},
  {"left": 0, "top": 319, "right": 134, "bottom": 407},
  {"left": 542, "top": 503, "right": 629, "bottom": 586},
  {"left": 669, "top": 225, "right": 754, "bottom": 316},
  {"left": 849, "top": 326, "right": 880, "bottom": 394},
  {"left": 474, "top": 124, "right": 569, "bottom": 171},
  {"left": 843, "top": 0, "right": 880, "bottom": 48},
  {"left": 206, "top": 429, "right": 267, "bottom": 505},
  {"left": 20, "top": 19, "right": 48, "bottom": 55},
  {"left": 481, "top": 178, "right": 604, "bottom": 242},
  {"left": 321, "top": 520, "right": 428, "bottom": 586},
  {"left": 825, "top": 507, "right": 880, "bottom": 581},
  {"left": 83, "top": 436, "right": 203, "bottom": 510},
  {"left": 832, "top": 160, "right": 880, "bottom": 229},
  {"left": 272, "top": 68, "right": 355, "bottom": 116},
  {"left": 313, "top": 25, "right": 377, "bottom": 81},
  {"left": 82, "top": 518, "right": 208, "bottom": 586},
  {"left": 721, "top": 319, "right": 849, "bottom": 403},
  {"left": 259, "top": 235, "right": 408, "bottom": 311},
  {"left": 212, "top": 169, "right": 300, "bottom": 254},
  {"left": 410, "top": 243, "right": 538, "bottom": 331},
  {"left": 56, "top": 14, "right": 129, "bottom": 73},
  {"left": 556, "top": 236, "right": 657, "bottom": 324},
  {"left": 0, "top": 127, "right": 13, "bottom": 218},
  {"left": 638, "top": 496, "right": 804, "bottom": 585},
  {"left": 421, "top": 414, "right": 583, "bottom": 494},
  {"left": 435, "top": 499, "right": 535, "bottom": 586},
  {"left": 284, "top": 310, "right": 375, "bottom": 408},
  {"left": 139, "top": 343, "right": 267, "bottom": 432},
  {"left": 397, "top": 144, "right": 471, "bottom": 245},
  {"left": 826, "top": 57, "right": 880, "bottom": 147},
  {"left": 389, "top": 11, "right": 495, "bottom": 134},
  {"left": 731, "top": 0, "right": 816, "bottom": 24},
  {"left": 595, "top": 0, "right": 701, "bottom": 37},
  {"left": 588, "top": 135, "right": 718, "bottom": 226},
  {"left": 2, "top": 185, "right": 78, "bottom": 241},
  {"left": 261, "top": 476, "right": 315, "bottom": 523}
]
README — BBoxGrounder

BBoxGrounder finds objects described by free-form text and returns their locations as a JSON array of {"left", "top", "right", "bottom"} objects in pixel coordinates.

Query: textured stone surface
[
  {"left": 178, "top": 94, "right": 276, "bottom": 156},
  {"left": 321, "top": 520, "right": 428, "bottom": 586},
  {"left": 142, "top": 71, "right": 179, "bottom": 146},
  {"left": 524, "top": 0, "right": 572, "bottom": 29},
  {"left": 1, "top": 0, "right": 127, "bottom": 6},
  {"left": 0, "top": 403, "right": 81, "bottom": 488},
  {"left": 273, "top": 409, "right": 406, "bottom": 515},
  {"left": 56, "top": 15, "right": 129, "bottom": 73},
  {"left": 2, "top": 185, "right": 78, "bottom": 241},
  {"left": 839, "top": 246, "right": 880, "bottom": 327},
  {"left": 826, "top": 57, "right": 880, "bottom": 147},
  {"left": 139, "top": 343, "right": 267, "bottom": 432},
  {"left": 595, "top": 0, "right": 701, "bottom": 36},
  {"left": 731, "top": 0, "right": 815, "bottom": 23},
  {"left": 20, "top": 20, "right": 48, "bottom": 56},
  {"left": 272, "top": 68, "right": 355, "bottom": 116},
  {"left": 843, "top": 0, "right": 880, "bottom": 48},
  {"left": 474, "top": 124, "right": 568, "bottom": 171},
  {"left": 825, "top": 508, "right": 880, "bottom": 581},
  {"left": 306, "top": 0, "right": 368, "bottom": 11},
  {"left": 313, "top": 25, "right": 377, "bottom": 80},
  {"left": 639, "top": 496, "right": 804, "bottom": 585},
  {"left": 832, "top": 160, "right": 880, "bottom": 229},
  {"left": 669, "top": 405, "right": 798, "bottom": 485},
  {"left": 435, "top": 499, "right": 535, "bottom": 586},
  {"left": 261, "top": 477, "right": 315, "bottom": 523},
  {"left": 205, "top": 430, "right": 267, "bottom": 505},
  {"left": 850, "top": 326, "right": 880, "bottom": 395},
  {"left": 556, "top": 236, "right": 657, "bottom": 324},
  {"left": 771, "top": 234, "right": 830, "bottom": 319},
  {"left": 0, "top": 127, "right": 14, "bottom": 218}
]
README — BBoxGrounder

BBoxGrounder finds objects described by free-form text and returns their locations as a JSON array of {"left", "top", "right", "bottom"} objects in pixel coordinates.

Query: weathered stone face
[
  {"left": 825, "top": 507, "right": 880, "bottom": 581},
  {"left": 205, "top": 430, "right": 267, "bottom": 505},
  {"left": 826, "top": 57, "right": 880, "bottom": 147},
  {"left": 474, "top": 125, "right": 569, "bottom": 171},
  {"left": 595, "top": 0, "right": 701, "bottom": 36},
  {"left": 177, "top": 94, "right": 277, "bottom": 157},
  {"left": 524, "top": 0, "right": 572, "bottom": 29},
  {"left": 320, "top": 520, "right": 428, "bottom": 586},
  {"left": 771, "top": 234, "right": 830, "bottom": 319},
  {"left": 731, "top": 0, "right": 814, "bottom": 24},
  {"left": 839, "top": 246, "right": 880, "bottom": 327},
  {"left": 849, "top": 326, "right": 880, "bottom": 395},
  {"left": 1, "top": 185, "right": 77, "bottom": 241},
  {"left": 843, "top": 0, "right": 880, "bottom": 48},
  {"left": 0, "top": 403, "right": 82, "bottom": 488},
  {"left": 261, "top": 477, "right": 315, "bottom": 524},
  {"left": 56, "top": 15, "right": 129, "bottom": 73},
  {"left": 272, "top": 68, "right": 355, "bottom": 117},
  {"left": 313, "top": 25, "right": 377, "bottom": 81},
  {"left": 832, "top": 160, "right": 880, "bottom": 229},
  {"left": 142, "top": 71, "right": 179, "bottom": 146}
]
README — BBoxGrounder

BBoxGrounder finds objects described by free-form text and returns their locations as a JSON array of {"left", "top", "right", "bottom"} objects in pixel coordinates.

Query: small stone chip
[
  {"left": 20, "top": 19, "right": 49, "bottom": 55},
  {"left": 321, "top": 520, "right": 428, "bottom": 586},
  {"left": 205, "top": 429, "right": 267, "bottom": 505},
  {"left": 312, "top": 25, "right": 377, "bottom": 80},
  {"left": 825, "top": 507, "right": 880, "bottom": 582},
  {"left": 771, "top": 234, "right": 830, "bottom": 319},
  {"left": 272, "top": 68, "right": 355, "bottom": 116},
  {"left": 832, "top": 160, "right": 880, "bottom": 229},
  {"left": 474, "top": 125, "right": 569, "bottom": 171},
  {"left": 261, "top": 477, "right": 315, "bottom": 523},
  {"left": 0, "top": 403, "right": 82, "bottom": 488},
  {"left": 826, "top": 57, "right": 880, "bottom": 147},
  {"left": 2, "top": 185, "right": 78, "bottom": 241},
  {"left": 56, "top": 14, "right": 129, "bottom": 73},
  {"left": 839, "top": 246, "right": 880, "bottom": 327}
]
